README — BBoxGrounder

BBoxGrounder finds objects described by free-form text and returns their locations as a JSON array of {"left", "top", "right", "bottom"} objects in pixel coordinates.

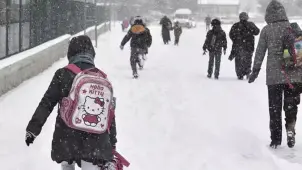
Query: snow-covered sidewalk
[{"left": 1, "top": 24, "right": 302, "bottom": 170}]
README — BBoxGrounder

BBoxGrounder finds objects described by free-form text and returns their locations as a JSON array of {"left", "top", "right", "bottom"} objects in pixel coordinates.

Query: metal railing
[{"left": 0, "top": 0, "right": 111, "bottom": 60}]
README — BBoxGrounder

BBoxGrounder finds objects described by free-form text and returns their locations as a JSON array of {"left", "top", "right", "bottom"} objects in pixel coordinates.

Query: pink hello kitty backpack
[{"left": 59, "top": 64, "right": 115, "bottom": 134}]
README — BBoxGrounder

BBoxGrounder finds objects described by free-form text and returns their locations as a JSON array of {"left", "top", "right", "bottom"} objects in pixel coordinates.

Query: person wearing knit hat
[
  {"left": 67, "top": 35, "right": 96, "bottom": 65},
  {"left": 203, "top": 18, "right": 227, "bottom": 79},
  {"left": 229, "top": 12, "right": 260, "bottom": 80},
  {"left": 25, "top": 35, "right": 118, "bottom": 169},
  {"left": 239, "top": 12, "right": 249, "bottom": 21},
  {"left": 249, "top": 0, "right": 302, "bottom": 149}
]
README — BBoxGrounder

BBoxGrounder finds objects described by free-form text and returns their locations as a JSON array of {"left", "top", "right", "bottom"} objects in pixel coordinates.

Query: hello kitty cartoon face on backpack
[
  {"left": 81, "top": 96, "right": 105, "bottom": 127},
  {"left": 60, "top": 64, "right": 114, "bottom": 134}
]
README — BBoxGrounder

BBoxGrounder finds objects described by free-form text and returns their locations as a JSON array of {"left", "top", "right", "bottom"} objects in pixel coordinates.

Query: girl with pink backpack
[{"left": 25, "top": 35, "right": 129, "bottom": 170}]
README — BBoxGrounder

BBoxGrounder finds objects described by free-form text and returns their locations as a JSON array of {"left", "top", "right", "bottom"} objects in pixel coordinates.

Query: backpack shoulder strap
[
  {"left": 107, "top": 97, "right": 116, "bottom": 133},
  {"left": 82, "top": 67, "right": 108, "bottom": 79},
  {"left": 65, "top": 64, "right": 82, "bottom": 74}
]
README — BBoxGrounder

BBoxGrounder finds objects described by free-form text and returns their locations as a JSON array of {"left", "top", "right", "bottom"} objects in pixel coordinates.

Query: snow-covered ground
[{"left": 1, "top": 22, "right": 302, "bottom": 170}]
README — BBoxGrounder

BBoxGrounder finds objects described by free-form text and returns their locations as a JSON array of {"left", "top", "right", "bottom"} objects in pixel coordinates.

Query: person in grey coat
[{"left": 248, "top": 0, "right": 302, "bottom": 149}]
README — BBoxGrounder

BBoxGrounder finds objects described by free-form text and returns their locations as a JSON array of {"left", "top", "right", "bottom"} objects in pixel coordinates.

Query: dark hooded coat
[
  {"left": 121, "top": 23, "right": 152, "bottom": 50},
  {"left": 203, "top": 24, "right": 227, "bottom": 53},
  {"left": 160, "top": 16, "right": 172, "bottom": 43},
  {"left": 26, "top": 35, "right": 117, "bottom": 165},
  {"left": 173, "top": 24, "right": 182, "bottom": 37},
  {"left": 229, "top": 18, "right": 260, "bottom": 61},
  {"left": 252, "top": 1, "right": 302, "bottom": 85}
]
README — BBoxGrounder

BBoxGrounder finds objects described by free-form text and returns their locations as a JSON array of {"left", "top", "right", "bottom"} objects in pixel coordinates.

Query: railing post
[
  {"left": 84, "top": 0, "right": 87, "bottom": 35},
  {"left": 19, "top": 0, "right": 22, "bottom": 52},
  {"left": 5, "top": 0, "right": 9, "bottom": 56},
  {"left": 94, "top": 0, "right": 97, "bottom": 48}
]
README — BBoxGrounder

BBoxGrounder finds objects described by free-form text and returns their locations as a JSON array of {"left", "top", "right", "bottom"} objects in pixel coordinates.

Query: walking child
[
  {"left": 203, "top": 19, "right": 227, "bottom": 79},
  {"left": 120, "top": 16, "right": 152, "bottom": 78},
  {"left": 249, "top": 1, "right": 302, "bottom": 149},
  {"left": 25, "top": 35, "right": 129, "bottom": 170},
  {"left": 173, "top": 21, "right": 182, "bottom": 45}
]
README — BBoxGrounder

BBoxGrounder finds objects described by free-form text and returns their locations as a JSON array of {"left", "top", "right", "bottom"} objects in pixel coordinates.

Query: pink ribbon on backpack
[
  {"left": 281, "top": 66, "right": 294, "bottom": 89},
  {"left": 281, "top": 28, "right": 296, "bottom": 89},
  {"left": 113, "top": 150, "right": 130, "bottom": 167}
]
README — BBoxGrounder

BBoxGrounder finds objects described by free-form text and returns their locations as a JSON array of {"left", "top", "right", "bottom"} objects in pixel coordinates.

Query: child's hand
[{"left": 203, "top": 51, "right": 207, "bottom": 55}]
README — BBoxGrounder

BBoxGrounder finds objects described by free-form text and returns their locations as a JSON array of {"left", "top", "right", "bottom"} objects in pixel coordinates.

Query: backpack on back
[
  {"left": 282, "top": 28, "right": 302, "bottom": 69},
  {"left": 59, "top": 64, "right": 115, "bottom": 134}
]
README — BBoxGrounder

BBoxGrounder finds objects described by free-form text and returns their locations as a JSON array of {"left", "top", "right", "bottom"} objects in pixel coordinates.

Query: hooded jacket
[
  {"left": 229, "top": 18, "right": 260, "bottom": 53},
  {"left": 121, "top": 24, "right": 152, "bottom": 49},
  {"left": 173, "top": 24, "right": 182, "bottom": 37},
  {"left": 252, "top": 0, "right": 302, "bottom": 85},
  {"left": 203, "top": 25, "right": 227, "bottom": 53},
  {"left": 26, "top": 35, "right": 117, "bottom": 165}
]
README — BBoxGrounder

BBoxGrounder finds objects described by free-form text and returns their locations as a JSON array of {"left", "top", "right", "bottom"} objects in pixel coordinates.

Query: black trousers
[
  {"left": 267, "top": 84, "right": 301, "bottom": 144},
  {"left": 174, "top": 35, "right": 180, "bottom": 45},
  {"left": 235, "top": 50, "right": 253, "bottom": 78},
  {"left": 130, "top": 48, "right": 145, "bottom": 74},
  {"left": 208, "top": 52, "right": 222, "bottom": 77}
]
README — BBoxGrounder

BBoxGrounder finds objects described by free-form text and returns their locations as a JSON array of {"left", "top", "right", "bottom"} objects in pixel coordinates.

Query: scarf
[{"left": 68, "top": 53, "right": 95, "bottom": 65}]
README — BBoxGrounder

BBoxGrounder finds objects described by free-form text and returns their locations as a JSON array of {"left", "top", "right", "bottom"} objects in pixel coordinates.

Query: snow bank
[
  {"left": 0, "top": 23, "right": 110, "bottom": 96},
  {"left": 0, "top": 34, "right": 70, "bottom": 96}
]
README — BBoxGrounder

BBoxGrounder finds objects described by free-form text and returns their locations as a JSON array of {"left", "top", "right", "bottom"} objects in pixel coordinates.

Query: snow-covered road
[{"left": 1, "top": 23, "right": 302, "bottom": 170}]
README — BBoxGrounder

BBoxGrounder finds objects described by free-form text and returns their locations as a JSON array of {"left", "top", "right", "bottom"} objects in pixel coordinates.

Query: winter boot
[
  {"left": 133, "top": 73, "right": 139, "bottom": 79},
  {"left": 238, "top": 76, "right": 243, "bottom": 80},
  {"left": 286, "top": 121, "right": 296, "bottom": 148},
  {"left": 287, "top": 131, "right": 296, "bottom": 148},
  {"left": 207, "top": 74, "right": 211, "bottom": 78},
  {"left": 270, "top": 141, "right": 281, "bottom": 149},
  {"left": 215, "top": 76, "right": 219, "bottom": 80}
]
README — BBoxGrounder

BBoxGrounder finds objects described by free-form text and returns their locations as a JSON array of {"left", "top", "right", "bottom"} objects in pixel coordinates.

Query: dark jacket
[
  {"left": 26, "top": 35, "right": 117, "bottom": 165},
  {"left": 173, "top": 25, "right": 182, "bottom": 37},
  {"left": 229, "top": 20, "right": 260, "bottom": 53},
  {"left": 121, "top": 24, "right": 152, "bottom": 50},
  {"left": 26, "top": 61, "right": 117, "bottom": 165},
  {"left": 160, "top": 16, "right": 172, "bottom": 41},
  {"left": 160, "top": 16, "right": 172, "bottom": 30},
  {"left": 203, "top": 25, "right": 227, "bottom": 53},
  {"left": 252, "top": 0, "right": 302, "bottom": 85}
]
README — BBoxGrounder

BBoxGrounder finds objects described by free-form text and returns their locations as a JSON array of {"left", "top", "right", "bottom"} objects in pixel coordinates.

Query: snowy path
[{"left": 1, "top": 23, "right": 302, "bottom": 170}]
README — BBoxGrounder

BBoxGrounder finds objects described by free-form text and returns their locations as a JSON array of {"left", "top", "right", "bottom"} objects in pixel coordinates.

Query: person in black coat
[
  {"left": 203, "top": 19, "right": 227, "bottom": 79},
  {"left": 160, "top": 16, "right": 172, "bottom": 44},
  {"left": 25, "top": 35, "right": 117, "bottom": 169},
  {"left": 120, "top": 16, "right": 152, "bottom": 78},
  {"left": 173, "top": 21, "right": 182, "bottom": 45},
  {"left": 229, "top": 12, "right": 260, "bottom": 80}
]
